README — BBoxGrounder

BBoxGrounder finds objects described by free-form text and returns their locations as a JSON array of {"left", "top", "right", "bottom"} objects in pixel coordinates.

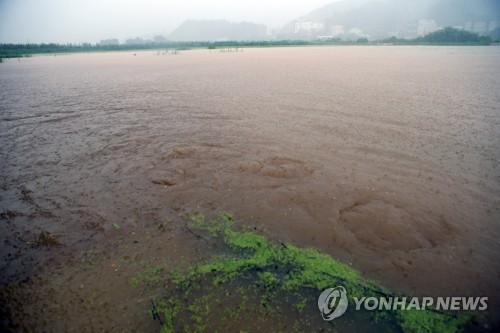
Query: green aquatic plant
[
  {"left": 130, "top": 266, "right": 165, "bottom": 288},
  {"left": 396, "top": 309, "right": 470, "bottom": 333},
  {"left": 134, "top": 212, "right": 471, "bottom": 332}
]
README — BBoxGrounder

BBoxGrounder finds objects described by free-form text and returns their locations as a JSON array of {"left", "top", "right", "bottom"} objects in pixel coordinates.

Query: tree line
[
  {"left": 0, "top": 28, "right": 492, "bottom": 59},
  {"left": 381, "top": 27, "right": 491, "bottom": 45}
]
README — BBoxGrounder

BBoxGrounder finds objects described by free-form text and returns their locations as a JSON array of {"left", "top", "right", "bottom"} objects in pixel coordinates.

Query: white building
[
  {"left": 294, "top": 20, "right": 324, "bottom": 33},
  {"left": 465, "top": 21, "right": 496, "bottom": 34}
]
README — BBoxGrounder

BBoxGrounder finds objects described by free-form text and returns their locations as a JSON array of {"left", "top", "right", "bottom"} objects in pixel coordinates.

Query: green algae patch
[
  {"left": 396, "top": 309, "right": 471, "bottom": 333},
  {"left": 136, "top": 212, "right": 471, "bottom": 332}
]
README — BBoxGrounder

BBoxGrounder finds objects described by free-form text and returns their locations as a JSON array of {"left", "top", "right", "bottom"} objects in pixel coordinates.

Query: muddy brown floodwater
[{"left": 1, "top": 46, "right": 499, "bottom": 332}]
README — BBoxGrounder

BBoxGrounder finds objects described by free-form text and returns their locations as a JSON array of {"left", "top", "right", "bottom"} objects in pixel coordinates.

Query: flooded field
[{"left": 1, "top": 46, "right": 499, "bottom": 331}]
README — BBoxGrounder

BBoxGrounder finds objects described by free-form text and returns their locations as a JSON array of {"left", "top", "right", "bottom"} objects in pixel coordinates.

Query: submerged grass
[{"left": 133, "top": 212, "right": 471, "bottom": 333}]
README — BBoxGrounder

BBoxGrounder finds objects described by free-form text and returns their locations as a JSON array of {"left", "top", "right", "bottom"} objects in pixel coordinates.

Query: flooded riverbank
[{"left": 1, "top": 46, "right": 499, "bottom": 331}]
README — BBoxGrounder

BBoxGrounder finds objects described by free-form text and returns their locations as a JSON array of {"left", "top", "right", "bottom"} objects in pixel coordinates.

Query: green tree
[{"left": 419, "top": 27, "right": 490, "bottom": 44}]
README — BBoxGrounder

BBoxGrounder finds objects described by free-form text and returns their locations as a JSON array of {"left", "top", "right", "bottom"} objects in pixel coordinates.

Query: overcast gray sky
[{"left": 0, "top": 0, "right": 339, "bottom": 43}]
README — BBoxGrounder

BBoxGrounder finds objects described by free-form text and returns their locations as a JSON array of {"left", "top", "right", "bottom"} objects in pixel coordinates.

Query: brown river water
[{"left": 1, "top": 46, "right": 499, "bottom": 331}]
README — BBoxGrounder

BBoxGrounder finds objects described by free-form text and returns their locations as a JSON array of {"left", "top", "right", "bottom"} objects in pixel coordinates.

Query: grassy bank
[{"left": 132, "top": 212, "right": 474, "bottom": 333}]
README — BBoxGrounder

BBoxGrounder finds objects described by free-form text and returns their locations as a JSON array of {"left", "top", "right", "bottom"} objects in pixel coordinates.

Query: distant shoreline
[
  {"left": 0, "top": 28, "right": 495, "bottom": 60},
  {"left": 0, "top": 39, "right": 494, "bottom": 60}
]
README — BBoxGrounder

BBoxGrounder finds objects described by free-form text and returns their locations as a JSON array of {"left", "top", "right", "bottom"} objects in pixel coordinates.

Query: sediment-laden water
[{"left": 1, "top": 46, "right": 499, "bottom": 331}]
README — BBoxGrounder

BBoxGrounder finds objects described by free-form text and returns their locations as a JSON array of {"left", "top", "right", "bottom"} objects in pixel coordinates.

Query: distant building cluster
[
  {"left": 464, "top": 21, "right": 498, "bottom": 34},
  {"left": 284, "top": 18, "right": 499, "bottom": 41},
  {"left": 95, "top": 16, "right": 499, "bottom": 45},
  {"left": 288, "top": 20, "right": 369, "bottom": 40}
]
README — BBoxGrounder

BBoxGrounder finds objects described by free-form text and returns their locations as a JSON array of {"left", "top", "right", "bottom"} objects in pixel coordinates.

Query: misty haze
[{"left": 1, "top": 1, "right": 499, "bottom": 333}]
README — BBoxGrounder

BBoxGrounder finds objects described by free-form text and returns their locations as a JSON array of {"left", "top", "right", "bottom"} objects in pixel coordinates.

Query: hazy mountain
[
  {"left": 288, "top": 0, "right": 500, "bottom": 39},
  {"left": 427, "top": 0, "right": 500, "bottom": 25},
  {"left": 169, "top": 20, "right": 267, "bottom": 41}
]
